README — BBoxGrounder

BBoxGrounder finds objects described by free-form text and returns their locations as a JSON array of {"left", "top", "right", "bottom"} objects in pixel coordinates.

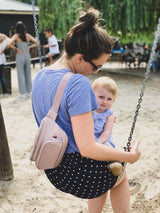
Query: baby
[
  {"left": 92, "top": 76, "right": 117, "bottom": 147},
  {"left": 92, "top": 76, "right": 123, "bottom": 176}
]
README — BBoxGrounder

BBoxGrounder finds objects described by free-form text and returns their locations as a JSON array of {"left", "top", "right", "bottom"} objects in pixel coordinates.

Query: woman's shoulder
[
  {"left": 67, "top": 73, "right": 93, "bottom": 93},
  {"left": 26, "top": 33, "right": 32, "bottom": 41},
  {"left": 13, "top": 33, "right": 19, "bottom": 38},
  {"left": 71, "top": 73, "right": 91, "bottom": 85},
  {"left": 12, "top": 34, "right": 21, "bottom": 42},
  {"left": 33, "top": 69, "right": 92, "bottom": 92}
]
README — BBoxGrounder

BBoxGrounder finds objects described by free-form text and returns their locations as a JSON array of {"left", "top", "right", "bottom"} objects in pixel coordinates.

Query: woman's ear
[{"left": 75, "top": 54, "right": 83, "bottom": 64}]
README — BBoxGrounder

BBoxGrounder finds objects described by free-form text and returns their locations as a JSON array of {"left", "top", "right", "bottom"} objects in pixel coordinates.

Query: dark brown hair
[
  {"left": 16, "top": 21, "right": 27, "bottom": 42},
  {"left": 44, "top": 28, "right": 53, "bottom": 34},
  {"left": 64, "top": 8, "right": 115, "bottom": 60}
]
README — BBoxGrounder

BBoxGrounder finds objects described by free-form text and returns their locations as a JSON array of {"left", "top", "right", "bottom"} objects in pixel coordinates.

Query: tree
[
  {"left": 38, "top": 0, "right": 81, "bottom": 38},
  {"left": 85, "top": 0, "right": 160, "bottom": 42},
  {"left": 38, "top": 0, "right": 160, "bottom": 42},
  {"left": 0, "top": 104, "right": 13, "bottom": 181}
]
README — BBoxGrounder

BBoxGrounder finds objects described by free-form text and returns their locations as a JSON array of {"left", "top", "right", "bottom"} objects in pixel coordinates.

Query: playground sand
[{"left": 0, "top": 64, "right": 160, "bottom": 213}]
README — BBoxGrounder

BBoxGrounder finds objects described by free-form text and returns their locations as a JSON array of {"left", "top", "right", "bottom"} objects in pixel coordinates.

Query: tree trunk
[{"left": 0, "top": 103, "right": 13, "bottom": 181}]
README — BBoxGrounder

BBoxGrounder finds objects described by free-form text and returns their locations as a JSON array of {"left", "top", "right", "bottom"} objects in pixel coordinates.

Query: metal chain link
[
  {"left": 125, "top": 18, "right": 160, "bottom": 152},
  {"left": 31, "top": 0, "right": 43, "bottom": 68}
]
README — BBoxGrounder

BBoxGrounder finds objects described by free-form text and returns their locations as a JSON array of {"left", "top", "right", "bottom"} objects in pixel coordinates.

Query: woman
[
  {"left": 0, "top": 33, "right": 23, "bottom": 95},
  {"left": 32, "top": 8, "right": 141, "bottom": 213},
  {"left": 0, "top": 33, "right": 9, "bottom": 95},
  {"left": 8, "top": 21, "right": 37, "bottom": 98}
]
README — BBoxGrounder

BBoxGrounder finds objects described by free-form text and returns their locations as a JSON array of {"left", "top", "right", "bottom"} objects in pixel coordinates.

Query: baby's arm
[{"left": 98, "top": 114, "right": 115, "bottom": 144}]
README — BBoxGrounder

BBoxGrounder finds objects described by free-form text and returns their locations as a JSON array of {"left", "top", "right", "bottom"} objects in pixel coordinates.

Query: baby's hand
[
  {"left": 113, "top": 112, "right": 116, "bottom": 123},
  {"left": 43, "top": 44, "right": 49, "bottom": 48}
]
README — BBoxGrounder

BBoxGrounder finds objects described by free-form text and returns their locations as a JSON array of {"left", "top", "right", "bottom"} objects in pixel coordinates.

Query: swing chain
[
  {"left": 125, "top": 18, "right": 160, "bottom": 152},
  {"left": 31, "top": 0, "right": 43, "bottom": 68}
]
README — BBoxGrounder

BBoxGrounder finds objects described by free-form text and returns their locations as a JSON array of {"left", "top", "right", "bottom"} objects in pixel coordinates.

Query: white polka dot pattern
[{"left": 45, "top": 152, "right": 118, "bottom": 199}]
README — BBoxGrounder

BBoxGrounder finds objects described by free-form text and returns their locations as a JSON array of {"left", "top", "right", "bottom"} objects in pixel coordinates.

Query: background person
[
  {"left": 152, "top": 47, "right": 160, "bottom": 72},
  {"left": 43, "top": 28, "right": 59, "bottom": 65},
  {"left": 0, "top": 33, "right": 9, "bottom": 95},
  {"left": 32, "top": 8, "right": 141, "bottom": 213},
  {"left": 8, "top": 21, "right": 37, "bottom": 98},
  {"left": 0, "top": 33, "right": 18, "bottom": 95}
]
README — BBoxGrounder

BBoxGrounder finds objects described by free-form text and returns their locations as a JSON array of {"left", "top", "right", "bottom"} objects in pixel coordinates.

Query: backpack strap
[{"left": 47, "top": 72, "right": 74, "bottom": 119}]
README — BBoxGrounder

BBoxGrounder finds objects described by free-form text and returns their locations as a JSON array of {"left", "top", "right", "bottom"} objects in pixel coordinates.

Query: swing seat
[{"left": 107, "top": 162, "right": 123, "bottom": 176}]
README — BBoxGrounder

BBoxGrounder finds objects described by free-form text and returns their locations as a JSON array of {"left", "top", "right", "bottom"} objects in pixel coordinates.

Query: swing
[
  {"left": 108, "top": 17, "right": 160, "bottom": 177},
  {"left": 31, "top": 0, "right": 160, "bottom": 198},
  {"left": 31, "top": 0, "right": 43, "bottom": 68}
]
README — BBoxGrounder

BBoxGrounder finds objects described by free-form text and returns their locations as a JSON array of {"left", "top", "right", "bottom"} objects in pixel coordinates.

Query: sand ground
[{"left": 0, "top": 62, "right": 160, "bottom": 213}]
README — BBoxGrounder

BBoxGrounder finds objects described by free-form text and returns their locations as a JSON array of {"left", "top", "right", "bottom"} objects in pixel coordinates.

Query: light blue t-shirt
[
  {"left": 93, "top": 109, "right": 115, "bottom": 148},
  {"left": 32, "top": 68, "right": 98, "bottom": 153}
]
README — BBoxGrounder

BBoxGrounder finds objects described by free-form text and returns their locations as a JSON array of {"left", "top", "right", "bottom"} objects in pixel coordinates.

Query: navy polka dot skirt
[{"left": 45, "top": 152, "right": 118, "bottom": 199}]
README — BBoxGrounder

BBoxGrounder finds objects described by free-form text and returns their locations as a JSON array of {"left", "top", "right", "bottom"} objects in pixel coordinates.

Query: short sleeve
[
  {"left": 0, "top": 37, "right": 10, "bottom": 53},
  {"left": 50, "top": 35, "right": 56, "bottom": 45},
  {"left": 106, "top": 109, "right": 114, "bottom": 117},
  {"left": 66, "top": 74, "right": 98, "bottom": 117}
]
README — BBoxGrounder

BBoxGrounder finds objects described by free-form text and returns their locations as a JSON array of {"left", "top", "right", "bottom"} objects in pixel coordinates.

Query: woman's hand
[
  {"left": 128, "top": 141, "right": 141, "bottom": 164},
  {"left": 17, "top": 48, "right": 23, "bottom": 54},
  {"left": 27, "top": 47, "right": 30, "bottom": 54}
]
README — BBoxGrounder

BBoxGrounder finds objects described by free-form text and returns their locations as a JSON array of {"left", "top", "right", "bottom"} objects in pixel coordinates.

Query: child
[
  {"left": 92, "top": 76, "right": 117, "bottom": 148},
  {"left": 0, "top": 33, "right": 9, "bottom": 95},
  {"left": 92, "top": 77, "right": 123, "bottom": 176},
  {"left": 152, "top": 47, "right": 160, "bottom": 72},
  {"left": 43, "top": 28, "right": 59, "bottom": 65}
]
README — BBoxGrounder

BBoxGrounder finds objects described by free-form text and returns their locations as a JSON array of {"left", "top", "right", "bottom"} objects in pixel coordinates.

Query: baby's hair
[
  {"left": 64, "top": 7, "right": 115, "bottom": 60},
  {"left": 92, "top": 77, "right": 118, "bottom": 98}
]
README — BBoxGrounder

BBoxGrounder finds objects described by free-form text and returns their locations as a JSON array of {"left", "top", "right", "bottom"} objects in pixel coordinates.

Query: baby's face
[{"left": 94, "top": 86, "right": 115, "bottom": 112}]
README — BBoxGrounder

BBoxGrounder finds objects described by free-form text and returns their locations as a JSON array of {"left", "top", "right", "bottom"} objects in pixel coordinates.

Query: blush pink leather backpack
[{"left": 30, "top": 72, "right": 74, "bottom": 170}]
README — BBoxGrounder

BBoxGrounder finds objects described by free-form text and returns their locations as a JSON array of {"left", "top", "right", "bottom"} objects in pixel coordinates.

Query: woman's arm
[
  {"left": 71, "top": 111, "right": 141, "bottom": 164},
  {"left": 98, "top": 114, "right": 114, "bottom": 144},
  {"left": 7, "top": 34, "right": 17, "bottom": 46},
  {"left": 27, "top": 34, "right": 38, "bottom": 50},
  {"left": 6, "top": 34, "right": 22, "bottom": 54},
  {"left": 0, "top": 34, "right": 22, "bottom": 54}
]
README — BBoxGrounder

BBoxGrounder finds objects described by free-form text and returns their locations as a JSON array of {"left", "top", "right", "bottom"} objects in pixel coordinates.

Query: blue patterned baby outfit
[{"left": 93, "top": 109, "right": 115, "bottom": 148}]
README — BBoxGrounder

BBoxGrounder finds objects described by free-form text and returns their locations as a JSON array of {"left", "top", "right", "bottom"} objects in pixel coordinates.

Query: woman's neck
[{"left": 49, "top": 53, "right": 76, "bottom": 73}]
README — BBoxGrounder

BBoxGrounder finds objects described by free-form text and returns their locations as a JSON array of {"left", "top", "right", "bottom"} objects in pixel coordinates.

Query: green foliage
[
  {"left": 39, "top": 0, "right": 81, "bottom": 39},
  {"left": 37, "top": 0, "right": 160, "bottom": 42},
  {"left": 85, "top": 0, "right": 160, "bottom": 42}
]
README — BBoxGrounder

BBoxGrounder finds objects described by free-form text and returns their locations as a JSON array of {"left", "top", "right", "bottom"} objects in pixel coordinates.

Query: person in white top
[
  {"left": 0, "top": 33, "right": 20, "bottom": 94},
  {"left": 43, "top": 28, "right": 59, "bottom": 65}
]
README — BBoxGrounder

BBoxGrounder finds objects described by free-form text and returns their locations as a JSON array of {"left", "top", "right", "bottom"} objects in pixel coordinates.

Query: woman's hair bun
[
  {"left": 78, "top": 8, "right": 100, "bottom": 30},
  {"left": 65, "top": 7, "right": 114, "bottom": 59}
]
